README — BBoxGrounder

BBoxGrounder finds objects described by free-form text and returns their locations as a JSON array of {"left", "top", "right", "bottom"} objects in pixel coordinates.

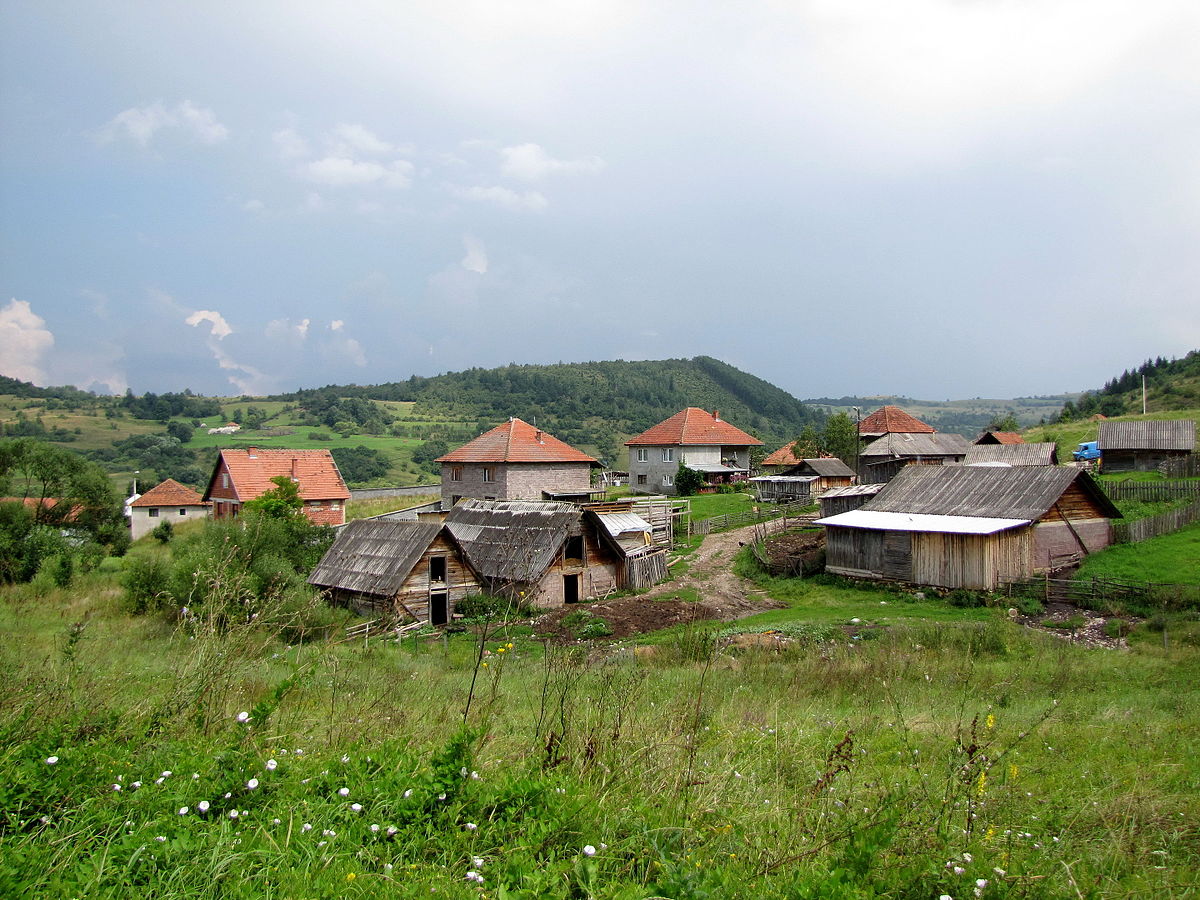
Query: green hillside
[
  {"left": 1053, "top": 350, "right": 1200, "bottom": 420},
  {"left": 804, "top": 394, "right": 1076, "bottom": 437}
]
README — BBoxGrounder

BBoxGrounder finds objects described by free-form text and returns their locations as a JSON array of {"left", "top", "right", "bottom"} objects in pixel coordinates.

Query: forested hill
[
  {"left": 278, "top": 356, "right": 821, "bottom": 458},
  {"left": 1052, "top": 350, "right": 1200, "bottom": 420}
]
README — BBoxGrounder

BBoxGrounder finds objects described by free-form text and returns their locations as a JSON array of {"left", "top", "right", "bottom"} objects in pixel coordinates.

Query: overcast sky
[{"left": 2, "top": 1, "right": 1198, "bottom": 402}]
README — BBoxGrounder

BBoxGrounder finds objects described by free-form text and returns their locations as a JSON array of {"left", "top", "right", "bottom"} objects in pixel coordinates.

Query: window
[
  {"left": 148, "top": 508, "right": 159, "bottom": 518},
  {"left": 661, "top": 448, "right": 674, "bottom": 463},
  {"left": 450, "top": 466, "right": 462, "bottom": 482},
  {"left": 636, "top": 448, "right": 648, "bottom": 462},
  {"left": 637, "top": 474, "right": 648, "bottom": 485},
  {"left": 564, "top": 535, "right": 584, "bottom": 562},
  {"left": 662, "top": 474, "right": 674, "bottom": 486},
  {"left": 178, "top": 508, "right": 187, "bottom": 516},
  {"left": 482, "top": 467, "right": 495, "bottom": 482},
  {"left": 430, "top": 557, "right": 447, "bottom": 583},
  {"left": 221, "top": 473, "right": 230, "bottom": 489}
]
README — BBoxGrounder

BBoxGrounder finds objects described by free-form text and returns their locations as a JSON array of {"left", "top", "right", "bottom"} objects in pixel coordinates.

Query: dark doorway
[
  {"left": 563, "top": 574, "right": 580, "bottom": 604},
  {"left": 430, "top": 556, "right": 446, "bottom": 583},
  {"left": 430, "top": 592, "right": 449, "bottom": 625}
]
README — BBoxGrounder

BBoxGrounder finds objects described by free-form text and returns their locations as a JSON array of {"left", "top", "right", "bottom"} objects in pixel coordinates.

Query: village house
[
  {"left": 857, "top": 405, "right": 935, "bottom": 439},
  {"left": 626, "top": 408, "right": 762, "bottom": 495},
  {"left": 1098, "top": 420, "right": 1196, "bottom": 473},
  {"left": 750, "top": 457, "right": 855, "bottom": 503},
  {"left": 761, "top": 441, "right": 804, "bottom": 474},
  {"left": 436, "top": 417, "right": 600, "bottom": 508},
  {"left": 203, "top": 448, "right": 350, "bottom": 526},
  {"left": 129, "top": 478, "right": 210, "bottom": 540},
  {"left": 962, "top": 442, "right": 1059, "bottom": 467},
  {"left": 858, "top": 432, "right": 970, "bottom": 483},
  {"left": 974, "top": 431, "right": 1025, "bottom": 445},
  {"left": 816, "top": 465, "right": 1121, "bottom": 590},
  {"left": 308, "top": 519, "right": 475, "bottom": 623}
]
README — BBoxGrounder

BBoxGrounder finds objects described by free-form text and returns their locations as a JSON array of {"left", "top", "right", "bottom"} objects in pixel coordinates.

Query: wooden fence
[
  {"left": 621, "top": 548, "right": 669, "bottom": 590},
  {"left": 689, "top": 500, "right": 818, "bottom": 535},
  {"left": 1000, "top": 575, "right": 1200, "bottom": 611},
  {"left": 1103, "top": 481, "right": 1200, "bottom": 502},
  {"left": 1112, "top": 498, "right": 1200, "bottom": 544},
  {"left": 1159, "top": 454, "right": 1200, "bottom": 478}
]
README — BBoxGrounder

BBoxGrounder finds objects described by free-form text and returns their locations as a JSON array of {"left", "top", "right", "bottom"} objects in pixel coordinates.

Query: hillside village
[{"left": 2, "top": 360, "right": 1199, "bottom": 896}]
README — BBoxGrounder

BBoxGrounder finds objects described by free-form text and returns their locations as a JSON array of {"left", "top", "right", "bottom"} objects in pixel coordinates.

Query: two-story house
[
  {"left": 436, "top": 418, "right": 600, "bottom": 508},
  {"left": 203, "top": 448, "right": 350, "bottom": 526},
  {"left": 625, "top": 408, "right": 762, "bottom": 495}
]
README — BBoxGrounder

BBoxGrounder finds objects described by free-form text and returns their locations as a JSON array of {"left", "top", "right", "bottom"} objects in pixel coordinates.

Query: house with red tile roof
[
  {"left": 203, "top": 448, "right": 350, "bottom": 526},
  {"left": 129, "top": 478, "right": 210, "bottom": 540},
  {"left": 761, "top": 440, "right": 804, "bottom": 473},
  {"left": 435, "top": 418, "right": 600, "bottom": 508},
  {"left": 974, "top": 432, "right": 1025, "bottom": 445},
  {"left": 625, "top": 408, "right": 762, "bottom": 495},
  {"left": 857, "top": 405, "right": 935, "bottom": 438}
]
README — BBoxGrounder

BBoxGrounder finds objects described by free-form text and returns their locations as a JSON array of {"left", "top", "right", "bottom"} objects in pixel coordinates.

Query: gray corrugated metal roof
[
  {"left": 795, "top": 458, "right": 855, "bottom": 477},
  {"left": 860, "top": 432, "right": 970, "bottom": 458},
  {"left": 862, "top": 465, "right": 1120, "bottom": 520},
  {"left": 963, "top": 443, "right": 1059, "bottom": 466},
  {"left": 594, "top": 511, "right": 652, "bottom": 537},
  {"left": 750, "top": 475, "right": 818, "bottom": 483},
  {"left": 308, "top": 519, "right": 442, "bottom": 595},
  {"left": 816, "top": 510, "right": 1030, "bottom": 534},
  {"left": 821, "top": 483, "right": 884, "bottom": 498},
  {"left": 1098, "top": 420, "right": 1196, "bottom": 451},
  {"left": 444, "top": 499, "right": 578, "bottom": 583}
]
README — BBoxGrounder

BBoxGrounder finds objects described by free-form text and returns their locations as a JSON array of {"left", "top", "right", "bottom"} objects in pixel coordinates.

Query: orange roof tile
[
  {"left": 763, "top": 441, "right": 803, "bottom": 467},
  {"left": 207, "top": 449, "right": 350, "bottom": 502},
  {"left": 989, "top": 432, "right": 1025, "bottom": 444},
  {"left": 625, "top": 408, "right": 762, "bottom": 447},
  {"left": 858, "top": 405, "right": 935, "bottom": 435},
  {"left": 436, "top": 418, "right": 598, "bottom": 464},
  {"left": 131, "top": 479, "right": 208, "bottom": 507}
]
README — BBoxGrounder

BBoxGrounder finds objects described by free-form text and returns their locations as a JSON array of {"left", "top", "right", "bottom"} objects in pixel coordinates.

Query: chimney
[
  {"left": 291, "top": 457, "right": 299, "bottom": 479},
  {"left": 536, "top": 430, "right": 543, "bottom": 443},
  {"left": 247, "top": 447, "right": 257, "bottom": 458},
  {"left": 713, "top": 410, "right": 720, "bottom": 421}
]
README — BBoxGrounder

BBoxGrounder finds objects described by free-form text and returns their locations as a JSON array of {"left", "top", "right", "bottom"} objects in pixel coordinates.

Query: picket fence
[
  {"left": 1103, "top": 480, "right": 1200, "bottom": 503},
  {"left": 688, "top": 500, "right": 818, "bottom": 535},
  {"left": 1112, "top": 498, "right": 1200, "bottom": 544}
]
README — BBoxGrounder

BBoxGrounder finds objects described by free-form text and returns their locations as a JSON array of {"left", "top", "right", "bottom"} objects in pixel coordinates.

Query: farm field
[{"left": 3, "top": 537, "right": 1198, "bottom": 898}]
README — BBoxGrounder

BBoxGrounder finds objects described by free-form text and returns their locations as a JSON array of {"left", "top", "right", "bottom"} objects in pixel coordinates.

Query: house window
[
  {"left": 662, "top": 448, "right": 674, "bottom": 463},
  {"left": 179, "top": 508, "right": 187, "bottom": 516},
  {"left": 221, "top": 473, "right": 230, "bottom": 489},
  {"left": 148, "top": 508, "right": 159, "bottom": 518},
  {"left": 637, "top": 474, "right": 648, "bottom": 485},
  {"left": 662, "top": 474, "right": 674, "bottom": 486},
  {"left": 430, "top": 556, "right": 447, "bottom": 583},
  {"left": 482, "top": 467, "right": 495, "bottom": 482},
  {"left": 564, "top": 535, "right": 584, "bottom": 563},
  {"left": 636, "top": 448, "right": 648, "bottom": 462},
  {"left": 450, "top": 466, "right": 462, "bottom": 482}
]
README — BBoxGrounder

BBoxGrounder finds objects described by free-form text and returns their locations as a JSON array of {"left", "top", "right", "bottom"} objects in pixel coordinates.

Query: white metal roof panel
[
  {"left": 595, "top": 512, "right": 653, "bottom": 536},
  {"left": 814, "top": 510, "right": 1031, "bottom": 535}
]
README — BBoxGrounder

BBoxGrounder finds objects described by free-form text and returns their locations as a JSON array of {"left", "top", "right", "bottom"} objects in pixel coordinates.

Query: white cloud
[
  {"left": 330, "top": 319, "right": 344, "bottom": 331},
  {"left": 266, "top": 317, "right": 310, "bottom": 346},
  {"left": 461, "top": 235, "right": 488, "bottom": 273},
  {"left": 452, "top": 185, "right": 548, "bottom": 212},
  {"left": 500, "top": 143, "right": 605, "bottom": 181},
  {"left": 101, "top": 101, "right": 228, "bottom": 146},
  {"left": 332, "top": 123, "right": 392, "bottom": 155},
  {"left": 185, "top": 309, "right": 233, "bottom": 339},
  {"left": 322, "top": 321, "right": 367, "bottom": 367},
  {"left": 301, "top": 156, "right": 413, "bottom": 188},
  {"left": 0, "top": 299, "right": 54, "bottom": 385},
  {"left": 273, "top": 127, "right": 310, "bottom": 160}
]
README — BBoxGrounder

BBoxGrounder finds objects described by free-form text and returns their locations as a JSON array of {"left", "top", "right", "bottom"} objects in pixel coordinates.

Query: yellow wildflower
[
  {"left": 976, "top": 771, "right": 987, "bottom": 797},
  {"left": 986, "top": 714, "right": 996, "bottom": 729}
]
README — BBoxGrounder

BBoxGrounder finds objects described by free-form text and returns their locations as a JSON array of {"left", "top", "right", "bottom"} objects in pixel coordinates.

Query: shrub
[
  {"left": 151, "top": 520, "right": 174, "bottom": 544},
  {"left": 455, "top": 594, "right": 535, "bottom": 622},
  {"left": 121, "top": 555, "right": 173, "bottom": 614}
]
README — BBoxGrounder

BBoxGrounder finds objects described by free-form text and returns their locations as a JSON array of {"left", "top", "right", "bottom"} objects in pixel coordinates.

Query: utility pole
[
  {"left": 1142, "top": 375, "right": 1147, "bottom": 415},
  {"left": 851, "top": 407, "right": 861, "bottom": 484}
]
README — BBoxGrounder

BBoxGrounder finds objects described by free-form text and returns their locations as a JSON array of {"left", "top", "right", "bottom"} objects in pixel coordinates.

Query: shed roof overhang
[{"left": 815, "top": 510, "right": 1031, "bottom": 535}]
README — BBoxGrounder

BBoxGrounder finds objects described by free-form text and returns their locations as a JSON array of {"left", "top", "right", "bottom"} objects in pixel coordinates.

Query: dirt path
[{"left": 533, "top": 520, "right": 787, "bottom": 640}]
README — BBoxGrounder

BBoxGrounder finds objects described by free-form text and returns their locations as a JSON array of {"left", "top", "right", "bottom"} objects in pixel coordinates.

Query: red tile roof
[
  {"left": 625, "top": 408, "right": 762, "bottom": 447},
  {"left": 206, "top": 449, "right": 350, "bottom": 502},
  {"left": 131, "top": 479, "right": 208, "bottom": 507},
  {"left": 858, "top": 405, "right": 935, "bottom": 435},
  {"left": 436, "top": 418, "right": 598, "bottom": 464},
  {"left": 989, "top": 432, "right": 1025, "bottom": 444},
  {"left": 763, "top": 441, "right": 803, "bottom": 467}
]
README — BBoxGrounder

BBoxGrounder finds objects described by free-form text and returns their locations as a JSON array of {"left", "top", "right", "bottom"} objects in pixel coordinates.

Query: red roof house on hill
[
  {"left": 974, "top": 432, "right": 1025, "bottom": 445},
  {"left": 762, "top": 440, "right": 804, "bottom": 472},
  {"left": 130, "top": 478, "right": 210, "bottom": 540},
  {"left": 436, "top": 418, "right": 599, "bottom": 507},
  {"left": 203, "top": 448, "right": 350, "bottom": 526},
  {"left": 858, "top": 405, "right": 935, "bottom": 438},
  {"left": 626, "top": 408, "right": 762, "bottom": 495}
]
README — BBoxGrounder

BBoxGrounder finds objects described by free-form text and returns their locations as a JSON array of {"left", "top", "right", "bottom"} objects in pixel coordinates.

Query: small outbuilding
[
  {"left": 858, "top": 432, "right": 970, "bottom": 484},
  {"left": 1099, "top": 420, "right": 1196, "bottom": 473},
  {"left": 816, "top": 465, "right": 1121, "bottom": 590},
  {"left": 129, "top": 479, "right": 210, "bottom": 540},
  {"left": 962, "top": 442, "right": 1059, "bottom": 467}
]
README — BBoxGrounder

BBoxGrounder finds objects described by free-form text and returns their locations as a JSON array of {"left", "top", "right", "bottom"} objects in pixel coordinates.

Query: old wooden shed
[
  {"left": 816, "top": 466, "right": 1121, "bottom": 590},
  {"left": 962, "top": 442, "right": 1059, "bottom": 467},
  {"left": 858, "top": 432, "right": 970, "bottom": 484},
  {"left": 1099, "top": 420, "right": 1196, "bottom": 473}
]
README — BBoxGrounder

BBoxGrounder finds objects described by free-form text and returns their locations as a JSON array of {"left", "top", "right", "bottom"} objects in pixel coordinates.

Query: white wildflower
[
  {"left": 236, "top": 711, "right": 250, "bottom": 723},
  {"left": 465, "top": 822, "right": 478, "bottom": 831},
  {"left": 45, "top": 756, "right": 58, "bottom": 765},
  {"left": 370, "top": 824, "right": 380, "bottom": 832},
  {"left": 198, "top": 800, "right": 210, "bottom": 812},
  {"left": 338, "top": 787, "right": 350, "bottom": 797},
  {"left": 350, "top": 803, "right": 363, "bottom": 812},
  {"left": 229, "top": 809, "right": 239, "bottom": 819},
  {"left": 265, "top": 759, "right": 277, "bottom": 771},
  {"left": 178, "top": 806, "right": 189, "bottom": 815},
  {"left": 155, "top": 835, "right": 166, "bottom": 842},
  {"left": 583, "top": 845, "right": 596, "bottom": 856},
  {"left": 112, "top": 784, "right": 122, "bottom": 792},
  {"left": 302, "top": 823, "right": 312, "bottom": 832},
  {"left": 247, "top": 778, "right": 259, "bottom": 790},
  {"left": 403, "top": 789, "right": 412, "bottom": 798}
]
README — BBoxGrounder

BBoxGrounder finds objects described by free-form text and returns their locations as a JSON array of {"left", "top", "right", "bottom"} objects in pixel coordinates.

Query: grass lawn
[{"left": 1075, "top": 522, "right": 1200, "bottom": 585}]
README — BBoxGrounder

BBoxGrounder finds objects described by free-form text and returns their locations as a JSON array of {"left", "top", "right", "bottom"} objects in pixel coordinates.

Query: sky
[{"left": 2, "top": 1, "right": 1199, "bottom": 403}]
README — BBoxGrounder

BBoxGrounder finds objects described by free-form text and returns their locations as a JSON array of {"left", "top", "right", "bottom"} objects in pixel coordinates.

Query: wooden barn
[
  {"left": 818, "top": 483, "right": 883, "bottom": 518},
  {"left": 1099, "top": 420, "right": 1196, "bottom": 473},
  {"left": 749, "top": 474, "right": 818, "bottom": 503},
  {"left": 816, "top": 466, "right": 1121, "bottom": 590},
  {"left": 859, "top": 432, "right": 969, "bottom": 483},
  {"left": 444, "top": 499, "right": 622, "bottom": 608},
  {"left": 308, "top": 519, "right": 477, "bottom": 623},
  {"left": 962, "top": 442, "right": 1059, "bottom": 467},
  {"left": 752, "top": 457, "right": 855, "bottom": 502}
]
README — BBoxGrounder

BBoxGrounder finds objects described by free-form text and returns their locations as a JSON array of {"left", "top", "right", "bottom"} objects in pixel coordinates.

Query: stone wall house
[
  {"left": 203, "top": 448, "right": 350, "bottom": 526},
  {"left": 626, "top": 408, "right": 762, "bottom": 495},
  {"left": 436, "top": 417, "right": 599, "bottom": 508},
  {"left": 129, "top": 478, "right": 210, "bottom": 540}
]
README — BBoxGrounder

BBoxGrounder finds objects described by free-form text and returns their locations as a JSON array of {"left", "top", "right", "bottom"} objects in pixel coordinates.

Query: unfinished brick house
[
  {"left": 203, "top": 448, "right": 350, "bottom": 526},
  {"left": 436, "top": 417, "right": 600, "bottom": 508}
]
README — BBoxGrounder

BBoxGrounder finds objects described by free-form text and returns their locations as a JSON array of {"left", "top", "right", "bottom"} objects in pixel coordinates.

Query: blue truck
[{"left": 1072, "top": 441, "right": 1100, "bottom": 462}]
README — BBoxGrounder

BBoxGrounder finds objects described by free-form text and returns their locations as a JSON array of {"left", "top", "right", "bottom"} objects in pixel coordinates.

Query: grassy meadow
[{"left": 3, "top": 534, "right": 1199, "bottom": 898}]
